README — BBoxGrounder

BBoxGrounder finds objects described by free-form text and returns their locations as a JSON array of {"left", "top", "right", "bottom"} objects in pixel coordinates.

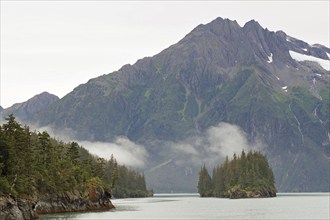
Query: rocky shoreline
[
  {"left": 228, "top": 187, "right": 276, "bottom": 199},
  {"left": 0, "top": 186, "right": 114, "bottom": 220}
]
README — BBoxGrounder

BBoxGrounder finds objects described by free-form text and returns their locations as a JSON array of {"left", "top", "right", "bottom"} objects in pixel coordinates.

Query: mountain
[
  {"left": 29, "top": 17, "right": 329, "bottom": 192},
  {"left": 1, "top": 92, "right": 59, "bottom": 122}
]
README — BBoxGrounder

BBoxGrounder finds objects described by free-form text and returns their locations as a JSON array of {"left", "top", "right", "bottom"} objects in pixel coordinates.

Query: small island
[{"left": 198, "top": 150, "right": 276, "bottom": 199}]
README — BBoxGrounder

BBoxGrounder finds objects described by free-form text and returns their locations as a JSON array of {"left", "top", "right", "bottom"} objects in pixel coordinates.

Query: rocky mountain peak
[
  {"left": 33, "top": 91, "right": 59, "bottom": 101},
  {"left": 243, "top": 19, "right": 263, "bottom": 30},
  {"left": 207, "top": 17, "right": 241, "bottom": 32},
  {"left": 1, "top": 92, "right": 59, "bottom": 121},
  {"left": 187, "top": 17, "right": 241, "bottom": 41}
]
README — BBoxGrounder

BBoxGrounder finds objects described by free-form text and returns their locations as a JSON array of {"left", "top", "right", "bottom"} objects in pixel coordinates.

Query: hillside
[{"left": 27, "top": 17, "right": 329, "bottom": 192}]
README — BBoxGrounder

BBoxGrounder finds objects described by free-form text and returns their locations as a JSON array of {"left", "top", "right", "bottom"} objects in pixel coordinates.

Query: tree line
[
  {"left": 0, "top": 114, "right": 152, "bottom": 198},
  {"left": 198, "top": 150, "right": 276, "bottom": 198}
]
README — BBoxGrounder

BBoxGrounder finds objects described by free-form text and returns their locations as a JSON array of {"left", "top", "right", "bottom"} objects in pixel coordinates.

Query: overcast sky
[{"left": 1, "top": 1, "right": 329, "bottom": 108}]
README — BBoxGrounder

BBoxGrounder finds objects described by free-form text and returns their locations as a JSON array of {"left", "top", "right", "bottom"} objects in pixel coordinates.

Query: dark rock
[
  {"left": 228, "top": 187, "right": 247, "bottom": 199},
  {"left": 228, "top": 187, "right": 276, "bottom": 199},
  {"left": 0, "top": 196, "right": 35, "bottom": 220},
  {"left": 17, "top": 199, "right": 37, "bottom": 220},
  {"left": 0, "top": 186, "right": 114, "bottom": 220},
  {"left": 36, "top": 187, "right": 114, "bottom": 214}
]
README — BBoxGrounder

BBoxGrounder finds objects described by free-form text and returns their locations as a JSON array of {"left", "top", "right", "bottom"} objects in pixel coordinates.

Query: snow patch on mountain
[
  {"left": 267, "top": 53, "right": 273, "bottom": 63},
  {"left": 289, "top": 50, "right": 330, "bottom": 71}
]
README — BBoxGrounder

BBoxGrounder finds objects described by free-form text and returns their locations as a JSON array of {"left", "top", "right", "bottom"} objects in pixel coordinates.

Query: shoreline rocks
[
  {"left": 0, "top": 196, "right": 36, "bottom": 220},
  {"left": 228, "top": 186, "right": 276, "bottom": 199},
  {"left": 0, "top": 187, "right": 114, "bottom": 220}
]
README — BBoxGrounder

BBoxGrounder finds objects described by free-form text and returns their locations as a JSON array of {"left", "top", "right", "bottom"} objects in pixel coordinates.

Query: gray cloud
[
  {"left": 79, "top": 137, "right": 148, "bottom": 168},
  {"left": 166, "top": 122, "right": 265, "bottom": 167},
  {"left": 37, "top": 125, "right": 76, "bottom": 142},
  {"left": 29, "top": 124, "right": 148, "bottom": 168},
  {"left": 31, "top": 122, "right": 263, "bottom": 170},
  {"left": 170, "top": 141, "right": 199, "bottom": 156},
  {"left": 205, "top": 122, "right": 250, "bottom": 158}
]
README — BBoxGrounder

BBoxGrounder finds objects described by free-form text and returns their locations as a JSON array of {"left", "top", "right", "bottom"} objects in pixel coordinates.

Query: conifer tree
[{"left": 197, "top": 165, "right": 212, "bottom": 197}]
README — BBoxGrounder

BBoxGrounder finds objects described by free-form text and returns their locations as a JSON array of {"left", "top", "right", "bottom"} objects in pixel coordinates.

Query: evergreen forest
[
  {"left": 198, "top": 150, "right": 276, "bottom": 198},
  {"left": 0, "top": 114, "right": 152, "bottom": 199}
]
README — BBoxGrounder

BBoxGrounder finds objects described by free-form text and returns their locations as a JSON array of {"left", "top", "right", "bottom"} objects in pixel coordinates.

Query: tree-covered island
[
  {"left": 198, "top": 150, "right": 276, "bottom": 199},
  {"left": 0, "top": 115, "right": 152, "bottom": 219}
]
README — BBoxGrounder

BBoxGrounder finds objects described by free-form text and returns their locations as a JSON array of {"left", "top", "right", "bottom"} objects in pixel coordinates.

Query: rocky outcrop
[
  {"left": 228, "top": 187, "right": 276, "bottom": 199},
  {"left": 0, "top": 196, "right": 36, "bottom": 220},
  {"left": 0, "top": 187, "right": 114, "bottom": 220}
]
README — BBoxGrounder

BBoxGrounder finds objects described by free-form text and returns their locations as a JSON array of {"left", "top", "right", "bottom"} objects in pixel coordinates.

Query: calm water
[{"left": 40, "top": 193, "right": 330, "bottom": 219}]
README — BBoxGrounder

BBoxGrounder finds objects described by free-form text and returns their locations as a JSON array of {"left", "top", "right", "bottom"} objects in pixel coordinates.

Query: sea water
[{"left": 40, "top": 193, "right": 330, "bottom": 219}]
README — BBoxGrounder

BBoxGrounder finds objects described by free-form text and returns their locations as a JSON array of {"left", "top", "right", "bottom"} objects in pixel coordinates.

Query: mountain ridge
[
  {"left": 19, "top": 17, "right": 330, "bottom": 192},
  {"left": 0, "top": 92, "right": 59, "bottom": 122}
]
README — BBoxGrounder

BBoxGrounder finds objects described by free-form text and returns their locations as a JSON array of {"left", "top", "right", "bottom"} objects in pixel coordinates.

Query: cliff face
[
  {"left": 0, "top": 197, "right": 36, "bottom": 220},
  {"left": 0, "top": 186, "right": 114, "bottom": 220}
]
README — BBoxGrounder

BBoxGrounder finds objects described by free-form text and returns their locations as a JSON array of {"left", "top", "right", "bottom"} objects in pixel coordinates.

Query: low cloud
[
  {"left": 205, "top": 122, "right": 250, "bottom": 159},
  {"left": 167, "top": 122, "right": 264, "bottom": 167},
  {"left": 29, "top": 122, "right": 263, "bottom": 170},
  {"left": 37, "top": 125, "right": 76, "bottom": 142},
  {"left": 28, "top": 124, "right": 148, "bottom": 168},
  {"left": 79, "top": 137, "right": 148, "bottom": 168},
  {"left": 170, "top": 141, "right": 199, "bottom": 156}
]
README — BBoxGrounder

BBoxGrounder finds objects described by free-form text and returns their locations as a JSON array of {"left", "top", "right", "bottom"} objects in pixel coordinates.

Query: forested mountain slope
[{"left": 25, "top": 17, "right": 329, "bottom": 192}]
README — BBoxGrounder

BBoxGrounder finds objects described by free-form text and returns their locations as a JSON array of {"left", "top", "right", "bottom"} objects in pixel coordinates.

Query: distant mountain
[
  {"left": 30, "top": 17, "right": 329, "bottom": 192},
  {"left": 1, "top": 92, "right": 59, "bottom": 122}
]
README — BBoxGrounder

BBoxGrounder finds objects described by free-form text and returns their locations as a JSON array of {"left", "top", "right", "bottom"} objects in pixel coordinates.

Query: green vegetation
[
  {"left": 21, "top": 67, "right": 329, "bottom": 192},
  {"left": 198, "top": 150, "right": 276, "bottom": 198},
  {"left": 0, "top": 114, "right": 152, "bottom": 198},
  {"left": 197, "top": 165, "right": 212, "bottom": 197},
  {"left": 184, "top": 94, "right": 199, "bottom": 120}
]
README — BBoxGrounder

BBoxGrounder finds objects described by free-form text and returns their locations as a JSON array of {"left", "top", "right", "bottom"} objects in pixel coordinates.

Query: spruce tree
[{"left": 198, "top": 165, "right": 212, "bottom": 197}]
